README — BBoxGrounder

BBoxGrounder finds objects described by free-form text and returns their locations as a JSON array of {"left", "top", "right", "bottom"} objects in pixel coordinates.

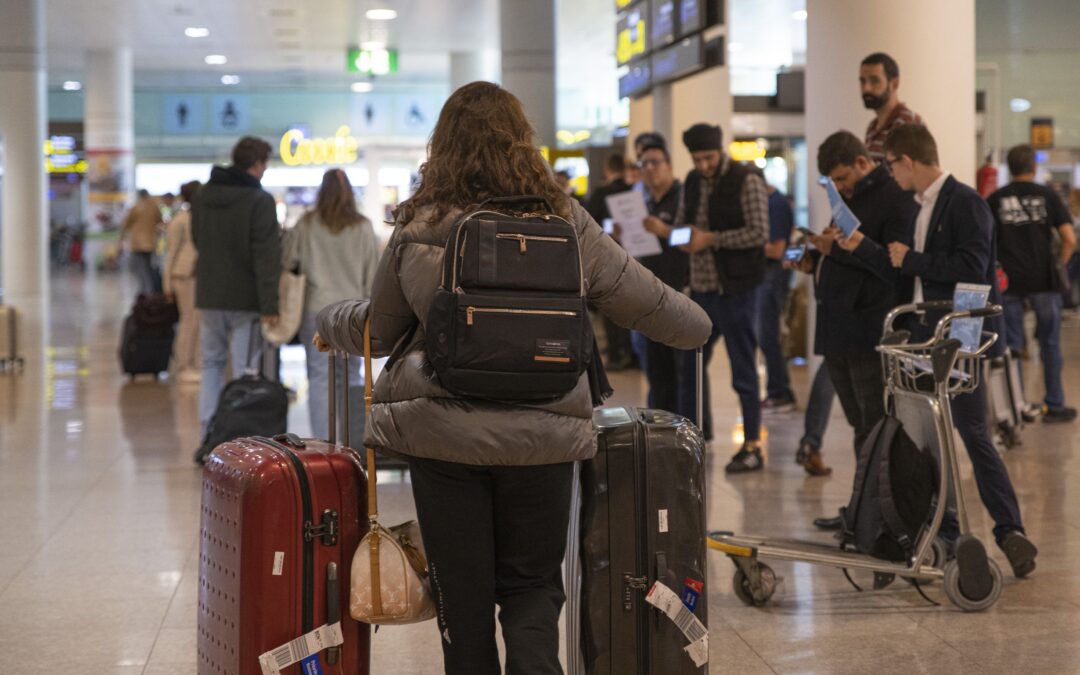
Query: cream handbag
[{"left": 350, "top": 320, "right": 437, "bottom": 625}]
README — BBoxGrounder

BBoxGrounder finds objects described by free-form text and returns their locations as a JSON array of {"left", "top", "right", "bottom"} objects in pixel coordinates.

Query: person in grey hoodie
[
  {"left": 191, "top": 136, "right": 281, "bottom": 441},
  {"left": 314, "top": 82, "right": 711, "bottom": 675},
  {"left": 282, "top": 168, "right": 380, "bottom": 440}
]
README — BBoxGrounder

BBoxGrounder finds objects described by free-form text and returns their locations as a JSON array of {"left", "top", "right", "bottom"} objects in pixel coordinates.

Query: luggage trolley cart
[{"left": 708, "top": 301, "right": 1006, "bottom": 612}]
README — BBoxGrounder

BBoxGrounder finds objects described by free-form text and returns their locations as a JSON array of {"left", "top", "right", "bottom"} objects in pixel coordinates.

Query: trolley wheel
[
  {"left": 904, "top": 537, "right": 948, "bottom": 586},
  {"left": 732, "top": 563, "right": 777, "bottom": 607},
  {"left": 943, "top": 557, "right": 1003, "bottom": 612}
]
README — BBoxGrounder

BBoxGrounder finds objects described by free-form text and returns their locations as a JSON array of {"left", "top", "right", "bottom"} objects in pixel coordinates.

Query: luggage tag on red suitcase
[
  {"left": 257, "top": 621, "right": 344, "bottom": 675},
  {"left": 645, "top": 581, "right": 709, "bottom": 667}
]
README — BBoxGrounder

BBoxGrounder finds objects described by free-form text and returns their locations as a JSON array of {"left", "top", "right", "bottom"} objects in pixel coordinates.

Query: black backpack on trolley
[{"left": 425, "top": 195, "right": 595, "bottom": 401}]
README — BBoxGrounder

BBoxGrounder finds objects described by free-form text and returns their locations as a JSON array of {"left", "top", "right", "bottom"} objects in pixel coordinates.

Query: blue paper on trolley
[
  {"left": 950, "top": 283, "right": 991, "bottom": 353},
  {"left": 818, "top": 176, "right": 862, "bottom": 236}
]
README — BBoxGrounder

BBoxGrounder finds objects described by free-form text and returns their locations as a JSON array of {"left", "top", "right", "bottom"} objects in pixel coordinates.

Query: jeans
[
  {"left": 939, "top": 381, "right": 1025, "bottom": 544},
  {"left": 300, "top": 312, "right": 360, "bottom": 440},
  {"left": 408, "top": 456, "right": 573, "bottom": 675},
  {"left": 130, "top": 251, "right": 158, "bottom": 296},
  {"left": 678, "top": 289, "right": 761, "bottom": 442},
  {"left": 1002, "top": 292, "right": 1066, "bottom": 409},
  {"left": 756, "top": 263, "right": 794, "bottom": 400},
  {"left": 800, "top": 362, "right": 836, "bottom": 449},
  {"left": 199, "top": 309, "right": 262, "bottom": 435},
  {"left": 643, "top": 338, "right": 680, "bottom": 413},
  {"left": 825, "top": 354, "right": 886, "bottom": 460}
]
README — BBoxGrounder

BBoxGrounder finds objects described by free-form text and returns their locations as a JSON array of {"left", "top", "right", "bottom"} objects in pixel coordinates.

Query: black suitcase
[
  {"left": 565, "top": 406, "right": 709, "bottom": 675},
  {"left": 119, "top": 313, "right": 174, "bottom": 377}
]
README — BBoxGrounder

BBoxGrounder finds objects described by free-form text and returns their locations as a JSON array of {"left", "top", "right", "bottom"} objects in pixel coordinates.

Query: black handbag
[{"left": 425, "top": 195, "right": 594, "bottom": 401}]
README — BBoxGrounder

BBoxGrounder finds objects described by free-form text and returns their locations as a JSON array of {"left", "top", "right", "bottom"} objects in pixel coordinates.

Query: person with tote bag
[
  {"left": 313, "top": 81, "right": 710, "bottom": 675},
  {"left": 282, "top": 168, "right": 380, "bottom": 440}
]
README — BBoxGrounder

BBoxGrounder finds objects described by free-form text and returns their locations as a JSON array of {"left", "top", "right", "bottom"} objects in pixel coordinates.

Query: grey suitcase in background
[
  {"left": 985, "top": 351, "right": 1025, "bottom": 449},
  {"left": 565, "top": 406, "right": 709, "bottom": 675},
  {"left": 0, "top": 303, "right": 24, "bottom": 372}
]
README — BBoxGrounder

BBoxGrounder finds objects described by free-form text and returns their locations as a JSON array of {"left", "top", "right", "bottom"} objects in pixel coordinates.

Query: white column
[
  {"left": 0, "top": 0, "right": 47, "bottom": 301},
  {"left": 670, "top": 63, "right": 733, "bottom": 178},
  {"left": 84, "top": 48, "right": 134, "bottom": 233},
  {"left": 805, "top": 0, "right": 976, "bottom": 231},
  {"left": 499, "top": 0, "right": 557, "bottom": 149},
  {"left": 450, "top": 51, "right": 486, "bottom": 92}
]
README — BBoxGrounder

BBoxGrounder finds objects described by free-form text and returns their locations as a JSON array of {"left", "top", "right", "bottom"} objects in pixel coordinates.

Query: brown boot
[{"left": 799, "top": 445, "right": 832, "bottom": 476}]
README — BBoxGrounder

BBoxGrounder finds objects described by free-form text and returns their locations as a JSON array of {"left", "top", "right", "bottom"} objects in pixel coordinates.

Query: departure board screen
[{"left": 652, "top": 0, "right": 676, "bottom": 48}]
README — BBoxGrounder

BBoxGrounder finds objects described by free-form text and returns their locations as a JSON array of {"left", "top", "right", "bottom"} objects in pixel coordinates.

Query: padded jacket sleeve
[{"left": 575, "top": 201, "right": 711, "bottom": 349}]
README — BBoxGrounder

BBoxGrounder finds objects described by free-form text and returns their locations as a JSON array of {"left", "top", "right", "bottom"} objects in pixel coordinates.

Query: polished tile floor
[{"left": 1, "top": 269, "right": 1079, "bottom": 674}]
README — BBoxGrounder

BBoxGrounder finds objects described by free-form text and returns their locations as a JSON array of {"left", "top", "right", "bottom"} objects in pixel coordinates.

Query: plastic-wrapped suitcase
[
  {"left": 985, "top": 351, "right": 1025, "bottom": 449},
  {"left": 565, "top": 352, "right": 708, "bottom": 675},
  {"left": 197, "top": 352, "right": 370, "bottom": 675}
]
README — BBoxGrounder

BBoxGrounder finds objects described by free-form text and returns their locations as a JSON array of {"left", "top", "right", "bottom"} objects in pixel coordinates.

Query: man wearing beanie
[{"left": 647, "top": 122, "right": 770, "bottom": 472}]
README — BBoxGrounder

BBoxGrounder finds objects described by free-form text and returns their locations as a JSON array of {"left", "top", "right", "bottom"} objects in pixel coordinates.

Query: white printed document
[{"left": 605, "top": 190, "right": 662, "bottom": 258}]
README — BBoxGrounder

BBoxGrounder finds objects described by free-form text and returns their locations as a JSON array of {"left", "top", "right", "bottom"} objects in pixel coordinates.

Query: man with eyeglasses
[
  {"left": 881, "top": 123, "right": 1037, "bottom": 580},
  {"left": 634, "top": 143, "right": 688, "bottom": 412}
]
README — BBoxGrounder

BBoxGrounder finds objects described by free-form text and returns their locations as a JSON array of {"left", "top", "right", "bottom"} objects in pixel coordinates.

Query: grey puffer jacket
[{"left": 316, "top": 200, "right": 711, "bottom": 466}]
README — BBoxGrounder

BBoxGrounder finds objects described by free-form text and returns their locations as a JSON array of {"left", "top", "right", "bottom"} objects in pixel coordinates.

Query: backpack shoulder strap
[{"left": 876, "top": 416, "right": 915, "bottom": 556}]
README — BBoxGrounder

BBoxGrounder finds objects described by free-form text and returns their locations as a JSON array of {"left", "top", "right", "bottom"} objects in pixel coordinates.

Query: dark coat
[{"left": 191, "top": 166, "right": 281, "bottom": 314}]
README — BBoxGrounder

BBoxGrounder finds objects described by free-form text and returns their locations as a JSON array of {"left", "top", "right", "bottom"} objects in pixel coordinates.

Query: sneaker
[
  {"left": 1021, "top": 402, "right": 1042, "bottom": 423},
  {"left": 1042, "top": 406, "right": 1077, "bottom": 424},
  {"left": 761, "top": 394, "right": 796, "bottom": 415},
  {"left": 725, "top": 444, "right": 764, "bottom": 473},
  {"left": 998, "top": 530, "right": 1038, "bottom": 578}
]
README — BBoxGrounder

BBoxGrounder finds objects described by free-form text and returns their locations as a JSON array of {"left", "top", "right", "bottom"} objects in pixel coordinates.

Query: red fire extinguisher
[{"left": 976, "top": 154, "right": 998, "bottom": 198}]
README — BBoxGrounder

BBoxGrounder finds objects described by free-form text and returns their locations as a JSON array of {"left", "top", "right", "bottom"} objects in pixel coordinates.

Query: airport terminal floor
[{"left": 1, "top": 270, "right": 1079, "bottom": 674}]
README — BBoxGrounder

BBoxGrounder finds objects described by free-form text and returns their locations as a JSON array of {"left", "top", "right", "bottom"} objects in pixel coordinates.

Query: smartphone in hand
[
  {"left": 784, "top": 245, "right": 807, "bottom": 263},
  {"left": 669, "top": 227, "right": 692, "bottom": 247}
]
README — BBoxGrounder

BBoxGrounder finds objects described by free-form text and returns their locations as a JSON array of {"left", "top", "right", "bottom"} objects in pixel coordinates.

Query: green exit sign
[{"left": 347, "top": 47, "right": 398, "bottom": 75}]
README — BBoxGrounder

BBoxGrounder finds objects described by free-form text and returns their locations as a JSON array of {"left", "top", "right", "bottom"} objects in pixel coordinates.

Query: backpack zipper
[
  {"left": 495, "top": 232, "right": 570, "bottom": 254},
  {"left": 465, "top": 306, "right": 578, "bottom": 326}
]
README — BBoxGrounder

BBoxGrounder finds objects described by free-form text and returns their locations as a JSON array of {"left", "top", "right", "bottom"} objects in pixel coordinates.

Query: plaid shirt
[
  {"left": 676, "top": 157, "right": 770, "bottom": 293},
  {"left": 865, "top": 103, "right": 923, "bottom": 162}
]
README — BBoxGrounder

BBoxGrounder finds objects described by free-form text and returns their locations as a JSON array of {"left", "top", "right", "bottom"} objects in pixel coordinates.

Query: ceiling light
[
  {"left": 185, "top": 26, "right": 210, "bottom": 38},
  {"left": 360, "top": 41, "right": 386, "bottom": 51},
  {"left": 351, "top": 82, "right": 374, "bottom": 93},
  {"left": 62, "top": 80, "right": 82, "bottom": 91},
  {"left": 1009, "top": 98, "right": 1031, "bottom": 112},
  {"left": 792, "top": 10, "right": 807, "bottom": 20},
  {"left": 205, "top": 54, "right": 228, "bottom": 65},
  {"left": 366, "top": 8, "right": 398, "bottom": 20},
  {"left": 221, "top": 74, "right": 240, "bottom": 85}
]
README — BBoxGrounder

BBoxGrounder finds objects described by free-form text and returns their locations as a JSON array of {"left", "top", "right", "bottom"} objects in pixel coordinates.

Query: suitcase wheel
[{"left": 732, "top": 561, "right": 777, "bottom": 607}]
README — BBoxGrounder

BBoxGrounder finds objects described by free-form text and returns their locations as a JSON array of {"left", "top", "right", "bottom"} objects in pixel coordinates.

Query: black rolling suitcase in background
[
  {"left": 119, "top": 293, "right": 177, "bottom": 378},
  {"left": 565, "top": 352, "right": 708, "bottom": 675}
]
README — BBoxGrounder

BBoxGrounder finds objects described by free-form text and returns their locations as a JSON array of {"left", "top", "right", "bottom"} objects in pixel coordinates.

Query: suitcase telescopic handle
[
  {"left": 325, "top": 562, "right": 341, "bottom": 665},
  {"left": 327, "top": 350, "right": 352, "bottom": 446},
  {"left": 696, "top": 347, "right": 703, "bottom": 431}
]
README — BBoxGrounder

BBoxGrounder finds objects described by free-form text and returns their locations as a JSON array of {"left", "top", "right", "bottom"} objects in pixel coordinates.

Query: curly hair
[{"left": 393, "top": 81, "right": 571, "bottom": 226}]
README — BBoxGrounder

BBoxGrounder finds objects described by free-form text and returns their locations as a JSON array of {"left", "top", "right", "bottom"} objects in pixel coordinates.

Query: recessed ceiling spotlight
[
  {"left": 221, "top": 74, "right": 240, "bottom": 85},
  {"left": 366, "top": 8, "right": 398, "bottom": 20},
  {"left": 62, "top": 80, "right": 82, "bottom": 91},
  {"left": 351, "top": 82, "right": 374, "bottom": 93},
  {"left": 205, "top": 54, "right": 228, "bottom": 65},
  {"left": 792, "top": 10, "right": 807, "bottom": 20},
  {"left": 185, "top": 26, "right": 210, "bottom": 38},
  {"left": 1010, "top": 98, "right": 1031, "bottom": 112}
]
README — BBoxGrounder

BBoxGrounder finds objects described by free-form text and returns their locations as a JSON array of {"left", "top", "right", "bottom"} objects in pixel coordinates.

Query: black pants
[
  {"left": 941, "top": 382, "right": 1025, "bottom": 544},
  {"left": 408, "top": 456, "right": 574, "bottom": 675},
  {"left": 825, "top": 354, "right": 886, "bottom": 460},
  {"left": 602, "top": 315, "right": 634, "bottom": 367},
  {"left": 644, "top": 338, "right": 680, "bottom": 412}
]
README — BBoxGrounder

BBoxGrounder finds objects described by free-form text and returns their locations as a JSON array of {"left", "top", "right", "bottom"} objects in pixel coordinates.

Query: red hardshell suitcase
[{"left": 198, "top": 354, "right": 370, "bottom": 675}]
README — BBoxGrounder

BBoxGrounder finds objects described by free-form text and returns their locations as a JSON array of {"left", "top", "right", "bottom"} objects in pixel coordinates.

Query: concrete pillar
[
  {"left": 0, "top": 0, "right": 47, "bottom": 301},
  {"left": 84, "top": 48, "right": 134, "bottom": 233},
  {"left": 670, "top": 63, "right": 733, "bottom": 178},
  {"left": 499, "top": 0, "right": 556, "bottom": 149},
  {"left": 450, "top": 51, "right": 486, "bottom": 92},
  {"left": 805, "top": 0, "right": 976, "bottom": 231}
]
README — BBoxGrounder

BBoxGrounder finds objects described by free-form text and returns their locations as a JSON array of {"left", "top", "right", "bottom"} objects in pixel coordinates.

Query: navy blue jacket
[
  {"left": 813, "top": 164, "right": 916, "bottom": 357},
  {"left": 897, "top": 174, "right": 1006, "bottom": 353}
]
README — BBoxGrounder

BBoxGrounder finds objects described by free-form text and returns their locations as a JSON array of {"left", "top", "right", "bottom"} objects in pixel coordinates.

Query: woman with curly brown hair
[{"left": 315, "top": 81, "right": 709, "bottom": 674}]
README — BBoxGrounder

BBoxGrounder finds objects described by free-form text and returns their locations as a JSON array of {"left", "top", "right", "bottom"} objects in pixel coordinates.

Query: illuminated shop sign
[
  {"left": 279, "top": 125, "right": 359, "bottom": 166},
  {"left": 616, "top": 3, "right": 649, "bottom": 66},
  {"left": 616, "top": 0, "right": 635, "bottom": 9},
  {"left": 43, "top": 135, "right": 87, "bottom": 174},
  {"left": 728, "top": 140, "right": 767, "bottom": 163}
]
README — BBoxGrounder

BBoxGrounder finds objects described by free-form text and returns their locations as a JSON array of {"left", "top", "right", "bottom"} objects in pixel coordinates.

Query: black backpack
[
  {"left": 425, "top": 195, "right": 594, "bottom": 401},
  {"left": 841, "top": 415, "right": 938, "bottom": 562}
]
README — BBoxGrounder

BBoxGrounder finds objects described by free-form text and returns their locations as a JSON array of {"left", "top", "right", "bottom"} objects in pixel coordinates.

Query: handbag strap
[{"left": 364, "top": 318, "right": 379, "bottom": 521}]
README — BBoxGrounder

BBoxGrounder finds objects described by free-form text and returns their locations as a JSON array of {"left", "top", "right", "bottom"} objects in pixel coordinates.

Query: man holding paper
[
  {"left": 880, "top": 123, "right": 1037, "bottom": 579},
  {"left": 646, "top": 123, "right": 768, "bottom": 472}
]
